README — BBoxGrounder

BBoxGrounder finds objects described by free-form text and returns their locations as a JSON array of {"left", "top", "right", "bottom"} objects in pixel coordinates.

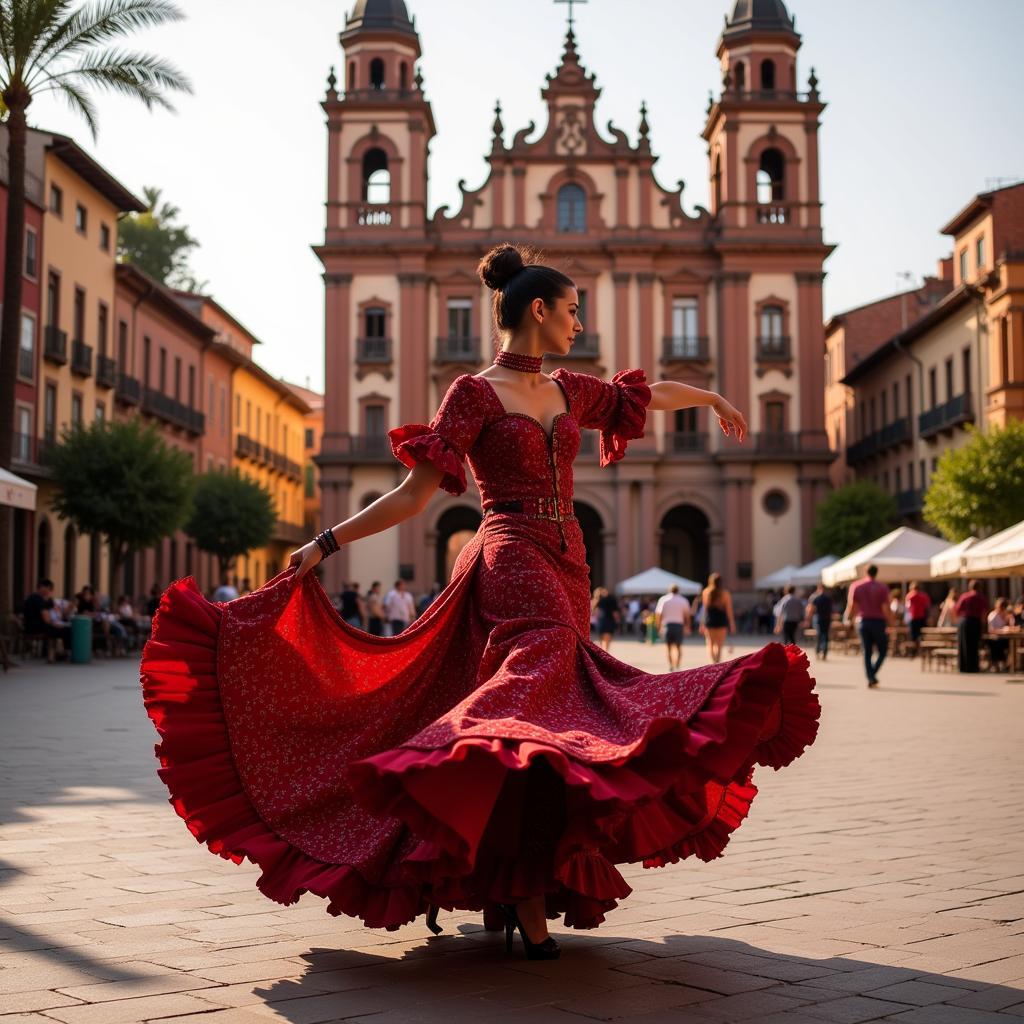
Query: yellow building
[
  {"left": 231, "top": 359, "right": 310, "bottom": 587},
  {"left": 31, "top": 130, "right": 145, "bottom": 597},
  {"left": 285, "top": 381, "right": 324, "bottom": 534}
]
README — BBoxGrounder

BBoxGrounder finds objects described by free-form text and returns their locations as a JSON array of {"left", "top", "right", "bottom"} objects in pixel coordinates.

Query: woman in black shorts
[{"left": 701, "top": 572, "right": 736, "bottom": 664}]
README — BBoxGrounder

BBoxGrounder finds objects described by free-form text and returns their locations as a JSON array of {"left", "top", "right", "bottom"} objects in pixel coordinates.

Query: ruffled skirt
[{"left": 141, "top": 515, "right": 819, "bottom": 931}]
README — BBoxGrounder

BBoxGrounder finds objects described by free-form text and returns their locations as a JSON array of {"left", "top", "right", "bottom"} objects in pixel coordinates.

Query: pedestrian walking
[
  {"left": 844, "top": 564, "right": 893, "bottom": 687},
  {"left": 701, "top": 573, "right": 735, "bottom": 664},
  {"left": 592, "top": 587, "right": 620, "bottom": 651},
  {"left": 954, "top": 580, "right": 988, "bottom": 673},
  {"left": 774, "top": 585, "right": 805, "bottom": 645},
  {"left": 365, "top": 581, "right": 385, "bottom": 636},
  {"left": 654, "top": 584, "right": 691, "bottom": 670},
  {"left": 212, "top": 575, "right": 239, "bottom": 603},
  {"left": 805, "top": 584, "right": 833, "bottom": 660},
  {"left": 937, "top": 587, "right": 958, "bottom": 627},
  {"left": 905, "top": 581, "right": 932, "bottom": 657},
  {"left": 382, "top": 579, "right": 416, "bottom": 635},
  {"left": 340, "top": 581, "right": 365, "bottom": 629}
]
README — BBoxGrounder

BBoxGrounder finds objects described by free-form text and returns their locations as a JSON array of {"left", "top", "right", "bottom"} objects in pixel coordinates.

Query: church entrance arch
[
  {"left": 434, "top": 505, "right": 482, "bottom": 584},
  {"left": 573, "top": 500, "right": 605, "bottom": 589},
  {"left": 659, "top": 504, "right": 710, "bottom": 584}
]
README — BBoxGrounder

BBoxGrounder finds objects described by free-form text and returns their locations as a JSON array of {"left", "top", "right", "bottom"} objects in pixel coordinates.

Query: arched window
[
  {"left": 712, "top": 153, "right": 722, "bottom": 211},
  {"left": 348, "top": 61, "right": 356, "bottom": 91},
  {"left": 759, "top": 305, "right": 786, "bottom": 354},
  {"left": 734, "top": 61, "right": 746, "bottom": 92},
  {"left": 756, "top": 148, "right": 785, "bottom": 203},
  {"left": 556, "top": 183, "right": 587, "bottom": 233},
  {"left": 362, "top": 148, "right": 390, "bottom": 204},
  {"left": 370, "top": 57, "right": 385, "bottom": 90},
  {"left": 760, "top": 58, "right": 776, "bottom": 91},
  {"left": 400, "top": 62, "right": 408, "bottom": 91}
]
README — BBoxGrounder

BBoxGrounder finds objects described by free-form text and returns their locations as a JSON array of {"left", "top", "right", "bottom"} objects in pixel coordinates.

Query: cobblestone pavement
[{"left": 1, "top": 634, "right": 1023, "bottom": 1023}]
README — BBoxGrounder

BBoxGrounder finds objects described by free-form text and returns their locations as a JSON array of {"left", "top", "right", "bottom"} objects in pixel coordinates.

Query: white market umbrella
[
  {"left": 821, "top": 527, "right": 950, "bottom": 586},
  {"left": 615, "top": 567, "right": 702, "bottom": 597},
  {"left": 790, "top": 555, "right": 838, "bottom": 587},
  {"left": 0, "top": 467, "right": 36, "bottom": 511},
  {"left": 754, "top": 564, "right": 799, "bottom": 590},
  {"left": 961, "top": 520, "right": 1024, "bottom": 577},
  {"left": 929, "top": 537, "right": 979, "bottom": 580}
]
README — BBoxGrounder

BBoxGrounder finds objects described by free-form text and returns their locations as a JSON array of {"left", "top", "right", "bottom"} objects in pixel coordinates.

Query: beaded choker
[{"left": 494, "top": 350, "right": 543, "bottom": 374}]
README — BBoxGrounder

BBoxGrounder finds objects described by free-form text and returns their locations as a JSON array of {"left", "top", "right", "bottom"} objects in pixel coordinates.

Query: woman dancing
[{"left": 141, "top": 244, "right": 819, "bottom": 961}]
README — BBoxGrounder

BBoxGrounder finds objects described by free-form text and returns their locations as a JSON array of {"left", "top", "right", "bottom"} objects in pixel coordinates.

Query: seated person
[{"left": 22, "top": 579, "right": 71, "bottom": 661}]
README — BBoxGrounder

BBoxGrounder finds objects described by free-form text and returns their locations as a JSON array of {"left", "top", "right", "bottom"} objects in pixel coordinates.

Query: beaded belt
[{"left": 483, "top": 497, "right": 576, "bottom": 521}]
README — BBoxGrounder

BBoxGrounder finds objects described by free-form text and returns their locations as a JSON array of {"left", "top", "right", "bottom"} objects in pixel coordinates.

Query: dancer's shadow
[{"left": 255, "top": 930, "right": 1024, "bottom": 1022}]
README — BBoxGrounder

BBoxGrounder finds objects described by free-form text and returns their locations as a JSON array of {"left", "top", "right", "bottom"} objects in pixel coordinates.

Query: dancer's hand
[
  {"left": 711, "top": 395, "right": 747, "bottom": 442},
  {"left": 289, "top": 541, "right": 322, "bottom": 580}
]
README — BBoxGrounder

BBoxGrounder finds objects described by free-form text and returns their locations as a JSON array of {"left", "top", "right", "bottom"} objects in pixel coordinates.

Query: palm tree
[{"left": 0, "top": 0, "right": 191, "bottom": 631}]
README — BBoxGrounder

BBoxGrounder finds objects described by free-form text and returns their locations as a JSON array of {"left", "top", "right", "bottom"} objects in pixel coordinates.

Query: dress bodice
[{"left": 388, "top": 368, "right": 652, "bottom": 508}]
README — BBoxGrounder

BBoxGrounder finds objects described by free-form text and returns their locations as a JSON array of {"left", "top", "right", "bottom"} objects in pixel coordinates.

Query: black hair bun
[{"left": 477, "top": 243, "right": 526, "bottom": 291}]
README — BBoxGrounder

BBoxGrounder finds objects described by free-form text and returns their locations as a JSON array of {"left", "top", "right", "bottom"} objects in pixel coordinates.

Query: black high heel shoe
[
  {"left": 425, "top": 904, "right": 442, "bottom": 935},
  {"left": 499, "top": 903, "right": 560, "bottom": 960}
]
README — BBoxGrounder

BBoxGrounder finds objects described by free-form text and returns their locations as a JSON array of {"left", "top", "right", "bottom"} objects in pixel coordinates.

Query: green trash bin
[{"left": 71, "top": 615, "right": 92, "bottom": 664}]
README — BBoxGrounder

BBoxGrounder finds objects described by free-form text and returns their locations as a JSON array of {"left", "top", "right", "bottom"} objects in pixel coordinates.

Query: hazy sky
[{"left": 25, "top": 0, "right": 1024, "bottom": 392}]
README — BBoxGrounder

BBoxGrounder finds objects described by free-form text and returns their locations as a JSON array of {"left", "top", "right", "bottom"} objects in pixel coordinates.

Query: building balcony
[
  {"left": 435, "top": 336, "right": 481, "bottom": 363},
  {"left": 662, "top": 336, "right": 710, "bottom": 362},
  {"left": 235, "top": 433, "right": 260, "bottom": 460},
  {"left": 355, "top": 204, "right": 392, "bottom": 227},
  {"left": 356, "top": 336, "right": 391, "bottom": 363},
  {"left": 10, "top": 433, "right": 52, "bottom": 478},
  {"left": 878, "top": 416, "right": 912, "bottom": 449},
  {"left": 755, "top": 203, "right": 793, "bottom": 225},
  {"left": 897, "top": 488, "right": 924, "bottom": 516},
  {"left": 115, "top": 373, "right": 141, "bottom": 405},
  {"left": 755, "top": 430, "right": 799, "bottom": 454},
  {"left": 142, "top": 387, "right": 204, "bottom": 435},
  {"left": 562, "top": 333, "right": 600, "bottom": 359},
  {"left": 665, "top": 432, "right": 709, "bottom": 455},
  {"left": 755, "top": 336, "right": 791, "bottom": 361},
  {"left": 919, "top": 393, "right": 973, "bottom": 439},
  {"left": 319, "top": 434, "right": 394, "bottom": 464},
  {"left": 43, "top": 325, "right": 67, "bottom": 365},
  {"left": 721, "top": 86, "right": 817, "bottom": 104},
  {"left": 273, "top": 519, "right": 306, "bottom": 545},
  {"left": 846, "top": 434, "right": 878, "bottom": 466},
  {"left": 96, "top": 355, "right": 116, "bottom": 389},
  {"left": 70, "top": 340, "right": 92, "bottom": 377}
]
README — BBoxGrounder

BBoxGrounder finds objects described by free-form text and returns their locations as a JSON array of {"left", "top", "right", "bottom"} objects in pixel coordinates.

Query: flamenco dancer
[{"left": 141, "top": 244, "right": 819, "bottom": 961}]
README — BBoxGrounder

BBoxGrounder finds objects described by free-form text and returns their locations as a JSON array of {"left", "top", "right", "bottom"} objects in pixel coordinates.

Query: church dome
[
  {"left": 343, "top": 0, "right": 417, "bottom": 40},
  {"left": 723, "top": 0, "right": 798, "bottom": 38}
]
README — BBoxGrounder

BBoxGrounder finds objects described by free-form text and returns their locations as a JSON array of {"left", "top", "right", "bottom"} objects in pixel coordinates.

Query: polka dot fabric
[{"left": 141, "top": 367, "right": 820, "bottom": 933}]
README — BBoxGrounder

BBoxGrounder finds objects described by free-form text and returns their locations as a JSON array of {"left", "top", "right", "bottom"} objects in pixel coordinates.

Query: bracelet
[{"left": 313, "top": 528, "right": 340, "bottom": 559}]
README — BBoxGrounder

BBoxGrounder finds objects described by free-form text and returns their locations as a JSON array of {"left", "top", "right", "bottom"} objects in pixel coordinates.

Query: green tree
[
  {"left": 923, "top": 422, "right": 1024, "bottom": 541},
  {"left": 118, "top": 185, "right": 205, "bottom": 289},
  {"left": 46, "top": 418, "right": 194, "bottom": 593},
  {"left": 185, "top": 470, "right": 275, "bottom": 578},
  {"left": 0, "top": 0, "right": 191, "bottom": 630},
  {"left": 811, "top": 481, "right": 899, "bottom": 558}
]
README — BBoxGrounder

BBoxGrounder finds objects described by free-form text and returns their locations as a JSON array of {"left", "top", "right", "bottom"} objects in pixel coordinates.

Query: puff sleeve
[
  {"left": 388, "top": 374, "right": 486, "bottom": 495},
  {"left": 551, "top": 367, "right": 652, "bottom": 467}
]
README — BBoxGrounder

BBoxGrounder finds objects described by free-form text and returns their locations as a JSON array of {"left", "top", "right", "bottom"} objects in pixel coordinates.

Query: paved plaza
[{"left": 1, "top": 634, "right": 1023, "bottom": 1023}]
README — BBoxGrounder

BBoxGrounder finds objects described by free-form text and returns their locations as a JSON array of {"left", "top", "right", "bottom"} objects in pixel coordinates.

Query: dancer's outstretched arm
[
  {"left": 647, "top": 380, "right": 747, "bottom": 441},
  {"left": 289, "top": 461, "right": 444, "bottom": 579}
]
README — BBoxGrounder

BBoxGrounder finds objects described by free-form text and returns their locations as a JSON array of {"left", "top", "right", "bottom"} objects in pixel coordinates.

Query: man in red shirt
[
  {"left": 844, "top": 564, "right": 894, "bottom": 687},
  {"left": 953, "top": 579, "right": 988, "bottom": 673},
  {"left": 905, "top": 581, "right": 932, "bottom": 656}
]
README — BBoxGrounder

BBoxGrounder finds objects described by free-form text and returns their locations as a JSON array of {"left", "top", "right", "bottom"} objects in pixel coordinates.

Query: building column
[
  {"left": 512, "top": 166, "right": 526, "bottom": 228},
  {"left": 319, "top": 475, "right": 351, "bottom": 594},
  {"left": 633, "top": 272, "right": 658, "bottom": 457},
  {"left": 615, "top": 166, "right": 629, "bottom": 225},
  {"left": 637, "top": 479, "right": 656, "bottom": 569},
  {"left": 722, "top": 466, "right": 753, "bottom": 592},
  {"left": 613, "top": 479, "right": 631, "bottom": 583},
  {"left": 326, "top": 118, "right": 343, "bottom": 235},
  {"left": 322, "top": 273, "right": 352, "bottom": 448},
  {"left": 398, "top": 272, "right": 429, "bottom": 585},
  {"left": 491, "top": 167, "right": 506, "bottom": 229},
  {"left": 613, "top": 272, "right": 631, "bottom": 373},
  {"left": 796, "top": 271, "right": 827, "bottom": 437},
  {"left": 716, "top": 271, "right": 751, "bottom": 435}
]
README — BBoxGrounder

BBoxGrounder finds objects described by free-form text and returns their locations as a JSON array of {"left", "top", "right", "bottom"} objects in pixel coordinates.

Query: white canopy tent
[
  {"left": 961, "top": 520, "right": 1024, "bottom": 577},
  {"left": 615, "top": 567, "right": 702, "bottom": 597},
  {"left": 0, "top": 467, "right": 37, "bottom": 511},
  {"left": 791, "top": 555, "right": 838, "bottom": 587},
  {"left": 929, "top": 537, "right": 979, "bottom": 580},
  {"left": 821, "top": 528, "right": 950, "bottom": 586},
  {"left": 754, "top": 565, "right": 799, "bottom": 590}
]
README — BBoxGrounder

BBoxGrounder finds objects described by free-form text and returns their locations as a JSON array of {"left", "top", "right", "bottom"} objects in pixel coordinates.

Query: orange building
[
  {"left": 286, "top": 381, "right": 325, "bottom": 534},
  {"left": 315, "top": 0, "right": 834, "bottom": 599},
  {"left": 827, "top": 181, "right": 1024, "bottom": 526}
]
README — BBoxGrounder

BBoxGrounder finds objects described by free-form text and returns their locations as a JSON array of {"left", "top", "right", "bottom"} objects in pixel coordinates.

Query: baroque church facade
[{"left": 315, "top": 0, "right": 833, "bottom": 599}]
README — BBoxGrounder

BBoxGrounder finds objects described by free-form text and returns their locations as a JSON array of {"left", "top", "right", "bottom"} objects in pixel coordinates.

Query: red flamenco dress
[{"left": 141, "top": 367, "right": 820, "bottom": 931}]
